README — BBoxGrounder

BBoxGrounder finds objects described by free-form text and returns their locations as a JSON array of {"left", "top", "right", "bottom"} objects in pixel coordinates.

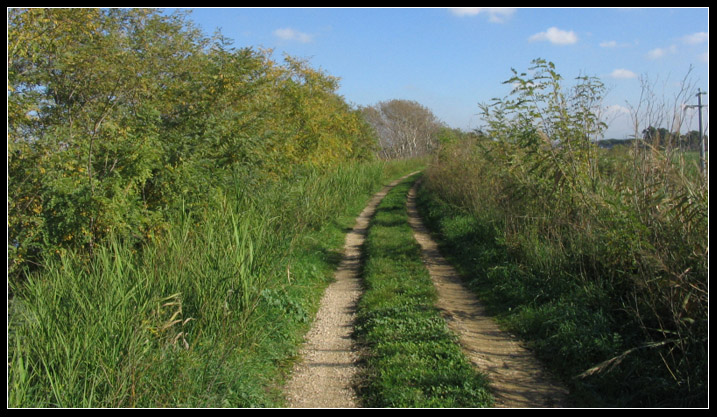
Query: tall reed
[
  {"left": 421, "top": 133, "right": 707, "bottom": 406},
  {"left": 8, "top": 159, "right": 425, "bottom": 407}
]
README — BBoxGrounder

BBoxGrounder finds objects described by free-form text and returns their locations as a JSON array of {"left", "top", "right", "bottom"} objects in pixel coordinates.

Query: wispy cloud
[
  {"left": 609, "top": 69, "right": 637, "bottom": 79},
  {"left": 647, "top": 45, "right": 677, "bottom": 59},
  {"left": 528, "top": 27, "right": 578, "bottom": 45},
  {"left": 677, "top": 32, "right": 708, "bottom": 64},
  {"left": 273, "top": 27, "right": 314, "bottom": 43},
  {"left": 602, "top": 104, "right": 633, "bottom": 138},
  {"left": 604, "top": 104, "right": 631, "bottom": 116},
  {"left": 600, "top": 40, "right": 619, "bottom": 48},
  {"left": 449, "top": 8, "right": 515, "bottom": 23},
  {"left": 682, "top": 32, "right": 708, "bottom": 45},
  {"left": 644, "top": 32, "right": 706, "bottom": 60},
  {"left": 600, "top": 40, "right": 633, "bottom": 48},
  {"left": 449, "top": 7, "right": 481, "bottom": 17}
]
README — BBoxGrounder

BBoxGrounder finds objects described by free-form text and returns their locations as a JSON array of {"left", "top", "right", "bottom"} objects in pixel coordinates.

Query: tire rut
[
  {"left": 406, "top": 179, "right": 570, "bottom": 408},
  {"left": 284, "top": 172, "right": 421, "bottom": 408}
]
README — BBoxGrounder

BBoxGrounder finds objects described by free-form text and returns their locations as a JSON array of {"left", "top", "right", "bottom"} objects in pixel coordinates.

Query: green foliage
[
  {"left": 8, "top": 159, "right": 420, "bottom": 407},
  {"left": 421, "top": 59, "right": 707, "bottom": 406},
  {"left": 8, "top": 8, "right": 379, "bottom": 281},
  {"left": 7, "top": 7, "right": 409, "bottom": 407}
]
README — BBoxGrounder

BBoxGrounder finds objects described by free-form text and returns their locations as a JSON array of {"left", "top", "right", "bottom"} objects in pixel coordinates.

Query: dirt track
[
  {"left": 283, "top": 172, "right": 420, "bottom": 408},
  {"left": 406, "top": 179, "right": 569, "bottom": 408},
  {"left": 284, "top": 174, "right": 569, "bottom": 408}
]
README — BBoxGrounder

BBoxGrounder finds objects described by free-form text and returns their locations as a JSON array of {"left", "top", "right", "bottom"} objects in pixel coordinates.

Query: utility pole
[{"left": 686, "top": 89, "right": 708, "bottom": 176}]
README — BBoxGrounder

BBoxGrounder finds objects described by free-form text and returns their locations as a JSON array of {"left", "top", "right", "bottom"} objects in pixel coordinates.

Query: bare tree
[
  {"left": 361, "top": 99, "right": 443, "bottom": 159},
  {"left": 627, "top": 67, "right": 700, "bottom": 150}
]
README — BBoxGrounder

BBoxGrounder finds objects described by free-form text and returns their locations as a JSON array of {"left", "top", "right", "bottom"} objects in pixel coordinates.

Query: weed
[
  {"left": 7, "top": 160, "right": 426, "bottom": 407},
  {"left": 417, "top": 136, "right": 707, "bottom": 406}
]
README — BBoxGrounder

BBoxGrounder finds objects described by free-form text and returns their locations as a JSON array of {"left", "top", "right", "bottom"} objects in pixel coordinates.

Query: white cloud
[
  {"left": 610, "top": 69, "right": 637, "bottom": 79},
  {"left": 682, "top": 32, "right": 709, "bottom": 45},
  {"left": 647, "top": 48, "right": 665, "bottom": 59},
  {"left": 600, "top": 40, "right": 632, "bottom": 48},
  {"left": 449, "top": 8, "right": 515, "bottom": 23},
  {"left": 450, "top": 7, "right": 481, "bottom": 17},
  {"left": 602, "top": 104, "right": 635, "bottom": 139},
  {"left": 483, "top": 8, "right": 516, "bottom": 23},
  {"left": 529, "top": 27, "right": 578, "bottom": 45},
  {"left": 647, "top": 45, "right": 677, "bottom": 59},
  {"left": 604, "top": 104, "right": 631, "bottom": 116},
  {"left": 273, "top": 27, "right": 313, "bottom": 43}
]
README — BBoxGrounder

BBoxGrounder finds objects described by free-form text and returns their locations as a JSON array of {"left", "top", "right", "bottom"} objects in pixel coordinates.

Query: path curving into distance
[{"left": 284, "top": 171, "right": 421, "bottom": 408}]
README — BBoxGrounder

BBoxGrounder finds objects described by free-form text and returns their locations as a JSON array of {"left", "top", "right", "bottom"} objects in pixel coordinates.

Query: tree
[
  {"left": 479, "top": 58, "right": 608, "bottom": 196},
  {"left": 679, "top": 130, "right": 708, "bottom": 152},
  {"left": 8, "top": 9, "right": 207, "bottom": 269},
  {"left": 361, "top": 99, "right": 443, "bottom": 159},
  {"left": 642, "top": 126, "right": 677, "bottom": 148},
  {"left": 8, "top": 8, "right": 379, "bottom": 278}
]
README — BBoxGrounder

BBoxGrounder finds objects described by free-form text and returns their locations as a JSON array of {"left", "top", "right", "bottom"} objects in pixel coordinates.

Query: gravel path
[
  {"left": 284, "top": 172, "right": 420, "bottom": 408},
  {"left": 406, "top": 179, "right": 569, "bottom": 408},
  {"left": 284, "top": 174, "right": 569, "bottom": 408}
]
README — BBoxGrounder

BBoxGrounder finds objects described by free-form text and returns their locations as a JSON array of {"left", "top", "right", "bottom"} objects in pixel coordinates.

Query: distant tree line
[
  {"left": 640, "top": 127, "right": 708, "bottom": 151},
  {"left": 360, "top": 99, "right": 444, "bottom": 160},
  {"left": 597, "top": 129, "right": 708, "bottom": 151}
]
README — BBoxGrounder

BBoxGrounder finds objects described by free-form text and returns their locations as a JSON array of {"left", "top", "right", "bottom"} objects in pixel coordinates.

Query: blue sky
[{"left": 180, "top": 7, "right": 709, "bottom": 139}]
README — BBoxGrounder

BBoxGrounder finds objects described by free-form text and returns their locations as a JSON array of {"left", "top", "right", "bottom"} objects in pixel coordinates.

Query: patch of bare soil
[
  {"left": 406, "top": 180, "right": 570, "bottom": 408},
  {"left": 284, "top": 172, "right": 421, "bottom": 408}
]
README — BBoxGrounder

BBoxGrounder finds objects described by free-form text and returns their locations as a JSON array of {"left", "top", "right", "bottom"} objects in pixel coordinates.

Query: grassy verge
[
  {"left": 7, "top": 158, "right": 426, "bottom": 408},
  {"left": 414, "top": 177, "right": 706, "bottom": 407},
  {"left": 353, "top": 175, "right": 494, "bottom": 408}
]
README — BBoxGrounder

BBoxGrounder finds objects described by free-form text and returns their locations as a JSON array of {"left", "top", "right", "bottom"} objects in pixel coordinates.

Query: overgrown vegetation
[
  {"left": 418, "top": 59, "right": 708, "bottom": 407},
  {"left": 8, "top": 157, "right": 426, "bottom": 407},
  {"left": 8, "top": 8, "right": 377, "bottom": 282},
  {"left": 9, "top": 8, "right": 706, "bottom": 407},
  {"left": 7, "top": 7, "right": 430, "bottom": 407},
  {"left": 354, "top": 176, "right": 494, "bottom": 408}
]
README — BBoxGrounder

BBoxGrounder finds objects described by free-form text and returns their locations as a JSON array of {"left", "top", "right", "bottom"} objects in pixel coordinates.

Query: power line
[{"left": 685, "top": 88, "right": 708, "bottom": 176}]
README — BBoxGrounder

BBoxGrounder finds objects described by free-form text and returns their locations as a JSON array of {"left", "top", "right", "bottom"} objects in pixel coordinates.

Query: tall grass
[
  {"left": 419, "top": 136, "right": 707, "bottom": 406},
  {"left": 8, "top": 159, "right": 426, "bottom": 407}
]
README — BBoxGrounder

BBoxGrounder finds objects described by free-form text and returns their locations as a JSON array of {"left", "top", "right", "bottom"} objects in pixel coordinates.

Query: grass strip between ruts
[{"left": 353, "top": 174, "right": 494, "bottom": 408}]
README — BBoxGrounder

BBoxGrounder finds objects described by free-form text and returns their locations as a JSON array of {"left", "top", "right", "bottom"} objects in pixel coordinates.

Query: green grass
[
  {"left": 353, "top": 175, "right": 494, "bottom": 408},
  {"left": 7, "top": 158, "right": 427, "bottom": 408},
  {"left": 414, "top": 179, "right": 707, "bottom": 407},
  {"left": 416, "top": 125, "right": 708, "bottom": 408}
]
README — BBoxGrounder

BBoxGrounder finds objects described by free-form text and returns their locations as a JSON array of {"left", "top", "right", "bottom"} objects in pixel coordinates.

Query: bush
[
  {"left": 8, "top": 8, "right": 379, "bottom": 282},
  {"left": 418, "top": 59, "right": 707, "bottom": 406}
]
